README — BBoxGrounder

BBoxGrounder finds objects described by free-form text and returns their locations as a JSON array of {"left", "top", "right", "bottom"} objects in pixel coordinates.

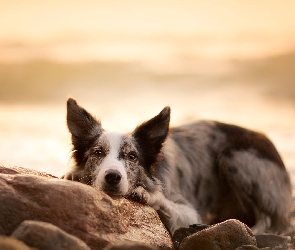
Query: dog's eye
[
  {"left": 127, "top": 152, "right": 137, "bottom": 162},
  {"left": 93, "top": 148, "right": 104, "bottom": 157}
]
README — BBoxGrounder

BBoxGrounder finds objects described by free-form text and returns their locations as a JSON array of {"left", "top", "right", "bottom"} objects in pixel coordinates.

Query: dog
[{"left": 63, "top": 98, "right": 292, "bottom": 234}]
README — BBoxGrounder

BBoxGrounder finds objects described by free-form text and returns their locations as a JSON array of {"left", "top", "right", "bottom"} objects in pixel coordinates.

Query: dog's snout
[{"left": 105, "top": 169, "right": 122, "bottom": 186}]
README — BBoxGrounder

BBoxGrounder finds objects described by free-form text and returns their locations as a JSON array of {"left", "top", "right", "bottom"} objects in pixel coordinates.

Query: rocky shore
[{"left": 0, "top": 166, "right": 294, "bottom": 250}]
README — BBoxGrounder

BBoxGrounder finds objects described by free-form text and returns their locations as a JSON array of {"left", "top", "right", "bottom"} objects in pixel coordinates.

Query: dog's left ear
[
  {"left": 67, "top": 98, "right": 102, "bottom": 140},
  {"left": 133, "top": 107, "right": 170, "bottom": 169},
  {"left": 67, "top": 98, "right": 103, "bottom": 166}
]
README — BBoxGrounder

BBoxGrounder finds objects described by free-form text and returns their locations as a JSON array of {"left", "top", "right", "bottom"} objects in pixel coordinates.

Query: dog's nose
[{"left": 105, "top": 169, "right": 122, "bottom": 186}]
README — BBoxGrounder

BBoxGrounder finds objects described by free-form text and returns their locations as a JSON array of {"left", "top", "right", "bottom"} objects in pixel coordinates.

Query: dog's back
[{"left": 158, "top": 121, "right": 292, "bottom": 233}]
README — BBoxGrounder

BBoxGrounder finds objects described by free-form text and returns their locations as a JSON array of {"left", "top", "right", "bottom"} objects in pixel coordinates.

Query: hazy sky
[
  {"left": 1, "top": 0, "right": 295, "bottom": 43},
  {"left": 1, "top": 0, "right": 295, "bottom": 62}
]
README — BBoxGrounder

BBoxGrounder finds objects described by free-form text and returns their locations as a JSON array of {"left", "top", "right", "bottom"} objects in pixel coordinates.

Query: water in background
[
  {"left": 1, "top": 59, "right": 295, "bottom": 183},
  {"left": 0, "top": 1, "right": 295, "bottom": 188}
]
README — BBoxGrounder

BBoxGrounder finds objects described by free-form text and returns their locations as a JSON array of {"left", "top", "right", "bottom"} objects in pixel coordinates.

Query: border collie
[{"left": 63, "top": 98, "right": 292, "bottom": 234}]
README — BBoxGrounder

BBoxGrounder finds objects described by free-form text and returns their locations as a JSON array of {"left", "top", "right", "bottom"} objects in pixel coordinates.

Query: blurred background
[{"left": 0, "top": 0, "right": 294, "bottom": 185}]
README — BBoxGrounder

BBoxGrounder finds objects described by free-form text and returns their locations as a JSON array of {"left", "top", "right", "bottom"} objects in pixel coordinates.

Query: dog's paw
[
  {"left": 61, "top": 172, "right": 79, "bottom": 181},
  {"left": 61, "top": 172, "right": 72, "bottom": 180},
  {"left": 129, "top": 186, "right": 150, "bottom": 204}
]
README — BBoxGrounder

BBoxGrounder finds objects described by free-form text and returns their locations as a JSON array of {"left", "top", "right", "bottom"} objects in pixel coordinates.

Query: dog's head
[{"left": 66, "top": 98, "right": 170, "bottom": 196}]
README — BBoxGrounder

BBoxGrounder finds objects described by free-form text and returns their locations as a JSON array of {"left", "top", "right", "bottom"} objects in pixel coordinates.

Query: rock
[
  {"left": 282, "top": 227, "right": 295, "bottom": 238},
  {"left": 235, "top": 245, "right": 260, "bottom": 250},
  {"left": 255, "top": 233, "right": 291, "bottom": 249},
  {"left": 177, "top": 219, "right": 257, "bottom": 250},
  {"left": 103, "top": 242, "right": 160, "bottom": 250},
  {"left": 0, "top": 236, "right": 32, "bottom": 250},
  {"left": 172, "top": 224, "right": 210, "bottom": 249},
  {"left": 0, "top": 166, "right": 19, "bottom": 175},
  {"left": 0, "top": 167, "right": 173, "bottom": 250},
  {"left": 12, "top": 220, "right": 90, "bottom": 250},
  {"left": 0, "top": 165, "right": 57, "bottom": 178},
  {"left": 281, "top": 227, "right": 295, "bottom": 246}
]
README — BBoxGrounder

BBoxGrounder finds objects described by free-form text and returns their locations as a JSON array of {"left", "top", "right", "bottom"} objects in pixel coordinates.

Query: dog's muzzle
[{"left": 104, "top": 169, "right": 122, "bottom": 187}]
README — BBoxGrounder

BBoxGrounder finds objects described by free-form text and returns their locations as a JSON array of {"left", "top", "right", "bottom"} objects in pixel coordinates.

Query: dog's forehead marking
[{"left": 103, "top": 131, "right": 125, "bottom": 157}]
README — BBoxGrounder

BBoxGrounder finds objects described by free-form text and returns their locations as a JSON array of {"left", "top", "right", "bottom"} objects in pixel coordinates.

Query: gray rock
[
  {"left": 0, "top": 236, "right": 32, "bottom": 250},
  {"left": 255, "top": 233, "right": 291, "bottom": 249},
  {"left": 12, "top": 220, "right": 90, "bottom": 250},
  {"left": 0, "top": 167, "right": 173, "bottom": 250},
  {"left": 178, "top": 219, "right": 257, "bottom": 250}
]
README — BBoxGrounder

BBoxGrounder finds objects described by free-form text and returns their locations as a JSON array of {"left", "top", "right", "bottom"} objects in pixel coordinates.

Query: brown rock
[
  {"left": 0, "top": 165, "right": 57, "bottom": 178},
  {"left": 235, "top": 245, "right": 260, "bottom": 250},
  {"left": 0, "top": 168, "right": 172, "bottom": 250},
  {"left": 103, "top": 242, "right": 160, "bottom": 250},
  {"left": 12, "top": 220, "right": 90, "bottom": 250},
  {"left": 172, "top": 224, "right": 210, "bottom": 249},
  {"left": 0, "top": 236, "right": 32, "bottom": 250},
  {"left": 178, "top": 219, "right": 257, "bottom": 250}
]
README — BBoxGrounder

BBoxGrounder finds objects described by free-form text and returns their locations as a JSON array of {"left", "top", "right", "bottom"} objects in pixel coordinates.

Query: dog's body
[{"left": 64, "top": 98, "right": 292, "bottom": 234}]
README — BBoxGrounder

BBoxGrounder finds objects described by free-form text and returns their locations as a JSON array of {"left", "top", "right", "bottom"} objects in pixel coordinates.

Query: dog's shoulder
[
  {"left": 168, "top": 120, "right": 285, "bottom": 168},
  {"left": 168, "top": 120, "right": 226, "bottom": 150},
  {"left": 169, "top": 120, "right": 218, "bottom": 139}
]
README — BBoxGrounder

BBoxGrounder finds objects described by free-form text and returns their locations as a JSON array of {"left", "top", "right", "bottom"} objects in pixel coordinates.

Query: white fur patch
[
  {"left": 148, "top": 190, "right": 202, "bottom": 234},
  {"left": 93, "top": 131, "right": 129, "bottom": 195}
]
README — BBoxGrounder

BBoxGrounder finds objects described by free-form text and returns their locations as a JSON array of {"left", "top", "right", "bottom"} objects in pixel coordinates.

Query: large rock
[
  {"left": 12, "top": 220, "right": 91, "bottom": 250},
  {"left": 177, "top": 219, "right": 257, "bottom": 250},
  {"left": 0, "top": 167, "right": 172, "bottom": 250},
  {"left": 0, "top": 166, "right": 57, "bottom": 178}
]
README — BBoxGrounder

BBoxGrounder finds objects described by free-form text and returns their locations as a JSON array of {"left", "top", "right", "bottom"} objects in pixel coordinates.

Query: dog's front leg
[
  {"left": 129, "top": 186, "right": 202, "bottom": 233},
  {"left": 128, "top": 186, "right": 165, "bottom": 209},
  {"left": 61, "top": 171, "right": 79, "bottom": 181},
  {"left": 128, "top": 186, "right": 150, "bottom": 204}
]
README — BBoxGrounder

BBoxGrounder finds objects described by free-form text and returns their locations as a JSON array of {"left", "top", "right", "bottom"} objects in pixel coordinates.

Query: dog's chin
[
  {"left": 92, "top": 180, "right": 129, "bottom": 197},
  {"left": 101, "top": 186, "right": 126, "bottom": 197}
]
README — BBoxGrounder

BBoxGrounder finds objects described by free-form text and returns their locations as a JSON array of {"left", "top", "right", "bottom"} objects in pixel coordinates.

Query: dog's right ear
[
  {"left": 67, "top": 98, "right": 102, "bottom": 165},
  {"left": 133, "top": 107, "right": 170, "bottom": 171}
]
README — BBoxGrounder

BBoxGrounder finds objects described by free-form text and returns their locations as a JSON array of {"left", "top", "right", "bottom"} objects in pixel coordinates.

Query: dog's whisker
[
  {"left": 78, "top": 174, "right": 92, "bottom": 182},
  {"left": 86, "top": 180, "right": 93, "bottom": 185},
  {"left": 78, "top": 175, "right": 89, "bottom": 180}
]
